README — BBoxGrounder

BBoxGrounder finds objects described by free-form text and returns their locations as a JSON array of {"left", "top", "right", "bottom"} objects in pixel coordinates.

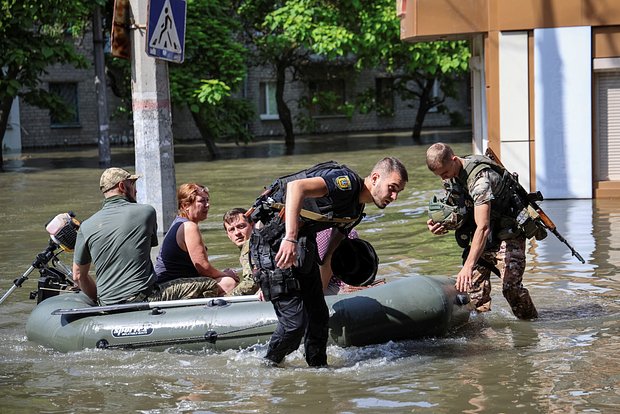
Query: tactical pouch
[
  {"left": 256, "top": 268, "right": 299, "bottom": 302},
  {"left": 258, "top": 269, "right": 274, "bottom": 301},
  {"left": 258, "top": 216, "right": 285, "bottom": 244},
  {"left": 520, "top": 218, "right": 539, "bottom": 239},
  {"left": 286, "top": 277, "right": 300, "bottom": 292},
  {"left": 271, "top": 268, "right": 299, "bottom": 300},
  {"left": 515, "top": 207, "right": 548, "bottom": 240}
]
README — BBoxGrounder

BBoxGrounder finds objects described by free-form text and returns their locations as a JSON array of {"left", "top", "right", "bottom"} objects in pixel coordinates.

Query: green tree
[
  {"left": 106, "top": 0, "right": 253, "bottom": 159},
  {"left": 236, "top": 0, "right": 354, "bottom": 151},
  {"left": 236, "top": 0, "right": 469, "bottom": 146},
  {"left": 352, "top": 1, "right": 470, "bottom": 142},
  {"left": 0, "top": 0, "right": 102, "bottom": 171},
  {"left": 171, "top": 0, "right": 253, "bottom": 159}
]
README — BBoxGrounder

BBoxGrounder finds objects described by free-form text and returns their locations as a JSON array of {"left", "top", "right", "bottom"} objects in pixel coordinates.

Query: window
[
  {"left": 308, "top": 79, "right": 346, "bottom": 116},
  {"left": 375, "top": 78, "right": 395, "bottom": 117},
  {"left": 49, "top": 82, "right": 80, "bottom": 127},
  {"left": 259, "top": 81, "right": 278, "bottom": 120}
]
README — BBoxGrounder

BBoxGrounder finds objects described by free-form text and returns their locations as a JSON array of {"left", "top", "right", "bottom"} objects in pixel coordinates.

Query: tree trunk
[
  {"left": 190, "top": 109, "right": 220, "bottom": 159},
  {"left": 275, "top": 61, "right": 295, "bottom": 151},
  {"left": 411, "top": 77, "right": 436, "bottom": 144},
  {"left": 0, "top": 96, "right": 14, "bottom": 172}
]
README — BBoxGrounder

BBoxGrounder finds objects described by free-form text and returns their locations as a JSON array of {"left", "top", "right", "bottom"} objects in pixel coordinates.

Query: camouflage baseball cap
[{"left": 99, "top": 167, "right": 140, "bottom": 193}]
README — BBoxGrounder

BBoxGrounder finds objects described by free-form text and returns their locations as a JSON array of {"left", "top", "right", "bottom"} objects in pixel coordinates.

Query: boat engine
[{"left": 0, "top": 212, "right": 79, "bottom": 305}]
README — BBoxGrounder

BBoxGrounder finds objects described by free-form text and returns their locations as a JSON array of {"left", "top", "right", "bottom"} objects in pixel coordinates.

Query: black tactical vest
[
  {"left": 265, "top": 160, "right": 364, "bottom": 235},
  {"left": 249, "top": 161, "right": 364, "bottom": 278}
]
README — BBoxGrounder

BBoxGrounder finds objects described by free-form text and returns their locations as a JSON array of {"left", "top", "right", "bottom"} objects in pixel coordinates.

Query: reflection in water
[{"left": 0, "top": 133, "right": 619, "bottom": 413}]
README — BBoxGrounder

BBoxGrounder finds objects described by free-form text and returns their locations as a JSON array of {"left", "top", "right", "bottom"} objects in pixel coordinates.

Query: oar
[{"left": 51, "top": 294, "right": 261, "bottom": 316}]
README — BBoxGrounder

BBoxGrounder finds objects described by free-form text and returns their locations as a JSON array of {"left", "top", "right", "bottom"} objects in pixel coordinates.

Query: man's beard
[{"left": 373, "top": 199, "right": 387, "bottom": 209}]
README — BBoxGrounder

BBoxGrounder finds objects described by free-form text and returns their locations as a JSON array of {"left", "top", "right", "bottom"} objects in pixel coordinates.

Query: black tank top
[{"left": 154, "top": 216, "right": 200, "bottom": 283}]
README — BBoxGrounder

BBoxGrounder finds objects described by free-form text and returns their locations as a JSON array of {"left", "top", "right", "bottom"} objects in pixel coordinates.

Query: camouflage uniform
[
  {"left": 457, "top": 163, "right": 538, "bottom": 320},
  {"left": 228, "top": 240, "right": 259, "bottom": 296},
  {"left": 151, "top": 277, "right": 220, "bottom": 300}
]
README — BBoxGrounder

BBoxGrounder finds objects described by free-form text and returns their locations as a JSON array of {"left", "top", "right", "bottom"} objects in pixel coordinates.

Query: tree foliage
[
  {"left": 236, "top": 0, "right": 356, "bottom": 150},
  {"left": 106, "top": 0, "right": 253, "bottom": 159},
  {"left": 1, "top": 0, "right": 471, "bottom": 168},
  {"left": 170, "top": 0, "right": 253, "bottom": 158},
  {"left": 0, "top": 0, "right": 102, "bottom": 171},
  {"left": 236, "top": 0, "right": 470, "bottom": 145},
  {"left": 351, "top": 0, "right": 471, "bottom": 141}
]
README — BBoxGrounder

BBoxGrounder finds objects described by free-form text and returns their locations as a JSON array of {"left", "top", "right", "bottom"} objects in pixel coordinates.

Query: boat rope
[
  {"left": 216, "top": 321, "right": 278, "bottom": 337},
  {"left": 96, "top": 321, "right": 278, "bottom": 350}
]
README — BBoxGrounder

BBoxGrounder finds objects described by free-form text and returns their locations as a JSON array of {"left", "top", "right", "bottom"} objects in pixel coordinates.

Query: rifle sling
[{"left": 270, "top": 202, "right": 357, "bottom": 224}]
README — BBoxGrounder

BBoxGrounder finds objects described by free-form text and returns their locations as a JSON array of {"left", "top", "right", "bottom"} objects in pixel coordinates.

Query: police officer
[
  {"left": 425, "top": 142, "right": 538, "bottom": 320},
  {"left": 250, "top": 158, "right": 408, "bottom": 366}
]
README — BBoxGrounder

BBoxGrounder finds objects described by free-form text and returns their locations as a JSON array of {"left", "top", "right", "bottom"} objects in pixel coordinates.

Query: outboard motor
[
  {"left": 45, "top": 212, "right": 80, "bottom": 251},
  {"left": 0, "top": 212, "right": 79, "bottom": 305}
]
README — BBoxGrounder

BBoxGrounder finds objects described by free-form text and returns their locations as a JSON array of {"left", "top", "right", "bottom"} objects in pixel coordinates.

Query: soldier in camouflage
[{"left": 425, "top": 142, "right": 538, "bottom": 320}]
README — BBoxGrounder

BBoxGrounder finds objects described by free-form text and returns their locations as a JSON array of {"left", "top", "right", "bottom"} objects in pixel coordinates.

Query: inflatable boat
[{"left": 26, "top": 275, "right": 473, "bottom": 352}]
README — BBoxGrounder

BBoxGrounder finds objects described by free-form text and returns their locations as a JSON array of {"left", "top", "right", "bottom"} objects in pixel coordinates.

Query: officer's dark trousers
[{"left": 265, "top": 263, "right": 329, "bottom": 367}]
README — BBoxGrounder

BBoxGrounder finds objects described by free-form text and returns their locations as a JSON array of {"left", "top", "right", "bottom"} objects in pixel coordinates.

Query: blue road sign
[{"left": 146, "top": 0, "right": 186, "bottom": 63}]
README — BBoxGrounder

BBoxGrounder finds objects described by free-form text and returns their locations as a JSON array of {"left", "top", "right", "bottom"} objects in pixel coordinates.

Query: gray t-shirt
[{"left": 73, "top": 196, "right": 158, "bottom": 305}]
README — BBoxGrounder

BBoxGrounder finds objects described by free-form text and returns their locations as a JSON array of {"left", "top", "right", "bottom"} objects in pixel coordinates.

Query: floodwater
[{"left": 0, "top": 130, "right": 619, "bottom": 413}]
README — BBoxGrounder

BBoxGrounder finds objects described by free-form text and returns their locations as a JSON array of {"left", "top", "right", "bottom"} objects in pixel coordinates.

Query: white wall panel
[
  {"left": 501, "top": 141, "right": 531, "bottom": 191},
  {"left": 499, "top": 32, "right": 529, "bottom": 143},
  {"left": 499, "top": 31, "right": 531, "bottom": 191},
  {"left": 534, "top": 26, "right": 592, "bottom": 199},
  {"left": 471, "top": 35, "right": 487, "bottom": 155}
]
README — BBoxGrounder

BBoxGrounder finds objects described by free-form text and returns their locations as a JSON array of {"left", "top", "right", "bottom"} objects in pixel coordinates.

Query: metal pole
[
  {"left": 92, "top": 5, "right": 111, "bottom": 168},
  {"left": 0, "top": 265, "right": 36, "bottom": 305},
  {"left": 129, "top": 0, "right": 177, "bottom": 236}
]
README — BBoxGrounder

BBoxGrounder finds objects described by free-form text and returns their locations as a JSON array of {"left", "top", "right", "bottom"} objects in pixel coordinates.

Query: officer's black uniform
[{"left": 249, "top": 162, "right": 364, "bottom": 366}]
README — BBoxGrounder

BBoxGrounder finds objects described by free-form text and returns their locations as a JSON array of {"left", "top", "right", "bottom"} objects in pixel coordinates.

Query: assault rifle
[
  {"left": 246, "top": 186, "right": 278, "bottom": 224},
  {"left": 485, "top": 147, "right": 585, "bottom": 264}
]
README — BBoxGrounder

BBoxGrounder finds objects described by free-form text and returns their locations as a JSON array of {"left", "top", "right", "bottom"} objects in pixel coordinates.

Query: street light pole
[{"left": 92, "top": 5, "right": 111, "bottom": 168}]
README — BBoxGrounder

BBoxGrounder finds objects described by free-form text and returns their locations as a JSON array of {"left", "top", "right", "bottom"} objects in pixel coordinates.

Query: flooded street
[{"left": 0, "top": 132, "right": 619, "bottom": 413}]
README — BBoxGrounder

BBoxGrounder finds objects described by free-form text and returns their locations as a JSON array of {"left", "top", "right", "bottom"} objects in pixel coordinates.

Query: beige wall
[{"left": 401, "top": 0, "right": 620, "bottom": 41}]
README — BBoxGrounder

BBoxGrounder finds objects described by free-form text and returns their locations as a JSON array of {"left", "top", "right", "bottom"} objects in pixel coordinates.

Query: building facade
[{"left": 400, "top": 0, "right": 620, "bottom": 198}]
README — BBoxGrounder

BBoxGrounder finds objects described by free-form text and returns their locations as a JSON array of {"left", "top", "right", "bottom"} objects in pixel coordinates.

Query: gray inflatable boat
[{"left": 26, "top": 275, "right": 472, "bottom": 352}]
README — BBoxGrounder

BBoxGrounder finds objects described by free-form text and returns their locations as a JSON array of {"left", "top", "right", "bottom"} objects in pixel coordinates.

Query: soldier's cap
[{"left": 100, "top": 167, "right": 140, "bottom": 193}]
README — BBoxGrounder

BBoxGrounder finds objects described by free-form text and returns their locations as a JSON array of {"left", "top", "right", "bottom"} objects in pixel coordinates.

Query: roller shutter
[{"left": 596, "top": 71, "right": 620, "bottom": 181}]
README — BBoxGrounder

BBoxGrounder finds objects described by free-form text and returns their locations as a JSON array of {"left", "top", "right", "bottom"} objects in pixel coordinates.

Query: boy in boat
[{"left": 222, "top": 208, "right": 259, "bottom": 296}]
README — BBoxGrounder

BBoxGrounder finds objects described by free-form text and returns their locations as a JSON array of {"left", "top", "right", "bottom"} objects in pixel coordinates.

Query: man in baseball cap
[
  {"left": 73, "top": 166, "right": 156, "bottom": 305},
  {"left": 99, "top": 167, "right": 140, "bottom": 193}
]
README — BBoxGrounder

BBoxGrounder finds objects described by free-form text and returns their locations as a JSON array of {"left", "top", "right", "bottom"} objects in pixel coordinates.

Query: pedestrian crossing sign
[{"left": 146, "top": 0, "right": 186, "bottom": 63}]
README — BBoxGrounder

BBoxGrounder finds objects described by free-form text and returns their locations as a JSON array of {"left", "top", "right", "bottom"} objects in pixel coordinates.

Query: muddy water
[{"left": 0, "top": 132, "right": 618, "bottom": 413}]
